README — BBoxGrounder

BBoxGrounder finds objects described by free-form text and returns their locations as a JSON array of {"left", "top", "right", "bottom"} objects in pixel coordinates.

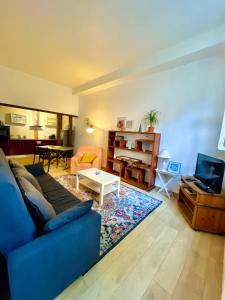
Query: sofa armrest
[
  {"left": 71, "top": 154, "right": 82, "bottom": 164},
  {"left": 92, "top": 156, "right": 102, "bottom": 168},
  {"left": 44, "top": 200, "right": 93, "bottom": 232},
  {"left": 7, "top": 211, "right": 101, "bottom": 300},
  {"left": 25, "top": 163, "right": 45, "bottom": 177}
]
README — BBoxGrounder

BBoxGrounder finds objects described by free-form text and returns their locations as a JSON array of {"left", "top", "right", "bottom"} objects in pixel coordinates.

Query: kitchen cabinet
[{"left": 0, "top": 139, "right": 57, "bottom": 156}]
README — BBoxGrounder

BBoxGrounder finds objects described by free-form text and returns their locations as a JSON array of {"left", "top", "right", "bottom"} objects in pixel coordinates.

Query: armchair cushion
[
  {"left": 44, "top": 200, "right": 93, "bottom": 232},
  {"left": 81, "top": 153, "right": 97, "bottom": 163},
  {"left": 71, "top": 145, "right": 102, "bottom": 174}
]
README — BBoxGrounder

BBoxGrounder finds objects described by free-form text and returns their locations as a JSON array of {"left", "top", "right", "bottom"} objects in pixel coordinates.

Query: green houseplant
[{"left": 145, "top": 110, "right": 160, "bottom": 133}]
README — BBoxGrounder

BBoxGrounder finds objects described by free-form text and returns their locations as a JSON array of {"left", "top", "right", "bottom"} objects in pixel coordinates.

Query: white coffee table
[{"left": 76, "top": 168, "right": 120, "bottom": 206}]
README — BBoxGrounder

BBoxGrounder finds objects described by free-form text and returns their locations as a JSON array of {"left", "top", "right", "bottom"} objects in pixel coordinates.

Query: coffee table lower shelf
[{"left": 79, "top": 178, "right": 119, "bottom": 196}]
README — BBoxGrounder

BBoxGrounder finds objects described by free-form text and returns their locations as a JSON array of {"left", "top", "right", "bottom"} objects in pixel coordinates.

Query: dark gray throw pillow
[
  {"left": 8, "top": 159, "right": 26, "bottom": 170},
  {"left": 44, "top": 200, "right": 93, "bottom": 232},
  {"left": 18, "top": 177, "right": 56, "bottom": 226},
  {"left": 13, "top": 167, "right": 43, "bottom": 193}
]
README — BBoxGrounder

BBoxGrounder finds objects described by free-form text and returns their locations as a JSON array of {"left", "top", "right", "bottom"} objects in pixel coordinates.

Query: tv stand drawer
[
  {"left": 195, "top": 206, "right": 225, "bottom": 234},
  {"left": 197, "top": 194, "right": 225, "bottom": 209},
  {"left": 179, "top": 176, "right": 225, "bottom": 235}
]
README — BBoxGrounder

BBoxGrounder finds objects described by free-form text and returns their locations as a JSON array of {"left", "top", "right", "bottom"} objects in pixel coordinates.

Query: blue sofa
[{"left": 0, "top": 148, "right": 101, "bottom": 300}]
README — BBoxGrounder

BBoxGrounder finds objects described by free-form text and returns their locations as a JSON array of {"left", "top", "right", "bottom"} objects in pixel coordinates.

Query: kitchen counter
[
  {"left": 0, "top": 139, "right": 57, "bottom": 155},
  {"left": 10, "top": 139, "right": 56, "bottom": 141}
]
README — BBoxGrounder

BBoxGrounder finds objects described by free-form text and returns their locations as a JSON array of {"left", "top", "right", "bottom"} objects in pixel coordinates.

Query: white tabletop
[
  {"left": 155, "top": 168, "right": 180, "bottom": 176},
  {"left": 77, "top": 168, "right": 120, "bottom": 185}
]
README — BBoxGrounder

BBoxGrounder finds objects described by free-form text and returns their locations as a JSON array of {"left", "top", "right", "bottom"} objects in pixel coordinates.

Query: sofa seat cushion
[
  {"left": 18, "top": 177, "right": 56, "bottom": 228},
  {"left": 13, "top": 168, "right": 42, "bottom": 193},
  {"left": 25, "top": 163, "right": 45, "bottom": 177},
  {"left": 36, "top": 174, "right": 81, "bottom": 214},
  {"left": 44, "top": 200, "right": 93, "bottom": 232},
  {"left": 78, "top": 162, "right": 92, "bottom": 168}
]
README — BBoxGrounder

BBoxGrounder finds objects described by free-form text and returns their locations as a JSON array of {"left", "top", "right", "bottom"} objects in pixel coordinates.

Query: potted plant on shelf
[{"left": 145, "top": 110, "right": 160, "bottom": 133}]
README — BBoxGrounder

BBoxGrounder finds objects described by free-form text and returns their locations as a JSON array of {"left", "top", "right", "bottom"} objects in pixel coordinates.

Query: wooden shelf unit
[
  {"left": 114, "top": 147, "right": 152, "bottom": 154},
  {"left": 106, "top": 130, "right": 161, "bottom": 190},
  {"left": 125, "top": 166, "right": 145, "bottom": 184},
  {"left": 178, "top": 176, "right": 225, "bottom": 235}
]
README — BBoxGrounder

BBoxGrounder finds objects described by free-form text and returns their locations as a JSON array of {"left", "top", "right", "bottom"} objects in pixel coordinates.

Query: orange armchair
[{"left": 70, "top": 145, "right": 102, "bottom": 174}]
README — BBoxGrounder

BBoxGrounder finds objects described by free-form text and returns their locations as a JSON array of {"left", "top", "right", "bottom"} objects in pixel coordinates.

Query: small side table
[{"left": 155, "top": 168, "right": 180, "bottom": 199}]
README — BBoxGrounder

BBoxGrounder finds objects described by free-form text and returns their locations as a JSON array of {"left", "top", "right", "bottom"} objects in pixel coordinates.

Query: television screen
[
  {"left": 194, "top": 153, "right": 225, "bottom": 194},
  {"left": 0, "top": 126, "right": 10, "bottom": 140}
]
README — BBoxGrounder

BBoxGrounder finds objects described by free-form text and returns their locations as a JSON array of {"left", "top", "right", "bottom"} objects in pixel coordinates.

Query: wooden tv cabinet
[{"left": 178, "top": 176, "right": 225, "bottom": 235}]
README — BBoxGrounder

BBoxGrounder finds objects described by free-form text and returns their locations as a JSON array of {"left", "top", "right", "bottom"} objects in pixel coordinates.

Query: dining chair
[{"left": 33, "top": 147, "right": 58, "bottom": 172}]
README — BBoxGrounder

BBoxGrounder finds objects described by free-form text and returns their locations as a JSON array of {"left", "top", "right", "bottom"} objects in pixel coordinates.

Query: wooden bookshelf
[
  {"left": 114, "top": 147, "right": 152, "bottom": 154},
  {"left": 178, "top": 176, "right": 225, "bottom": 234},
  {"left": 106, "top": 130, "right": 161, "bottom": 190}
]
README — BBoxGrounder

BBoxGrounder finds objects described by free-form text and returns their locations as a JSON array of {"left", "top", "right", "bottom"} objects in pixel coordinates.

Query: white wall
[
  {"left": 0, "top": 105, "right": 57, "bottom": 139},
  {"left": 0, "top": 65, "right": 78, "bottom": 115},
  {"left": 77, "top": 55, "right": 225, "bottom": 181}
]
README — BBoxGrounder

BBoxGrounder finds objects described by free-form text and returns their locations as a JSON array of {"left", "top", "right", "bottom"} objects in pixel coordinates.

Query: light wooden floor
[
  {"left": 13, "top": 156, "right": 225, "bottom": 300},
  {"left": 12, "top": 154, "right": 71, "bottom": 177}
]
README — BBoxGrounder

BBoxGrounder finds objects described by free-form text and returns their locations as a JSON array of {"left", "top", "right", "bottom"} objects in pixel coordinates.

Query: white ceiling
[{"left": 0, "top": 0, "right": 225, "bottom": 89}]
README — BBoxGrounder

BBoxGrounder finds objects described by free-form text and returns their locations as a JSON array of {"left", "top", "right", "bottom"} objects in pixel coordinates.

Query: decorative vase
[
  {"left": 138, "top": 123, "right": 142, "bottom": 132},
  {"left": 148, "top": 126, "right": 154, "bottom": 133}
]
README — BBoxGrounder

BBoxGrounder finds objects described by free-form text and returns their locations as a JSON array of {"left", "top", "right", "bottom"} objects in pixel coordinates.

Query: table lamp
[{"left": 158, "top": 149, "right": 171, "bottom": 171}]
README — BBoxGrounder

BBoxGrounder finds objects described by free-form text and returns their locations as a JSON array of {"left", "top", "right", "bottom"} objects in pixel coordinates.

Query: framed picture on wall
[
  {"left": 46, "top": 117, "right": 57, "bottom": 128},
  {"left": 10, "top": 113, "right": 27, "bottom": 125},
  {"left": 167, "top": 161, "right": 181, "bottom": 174},
  {"left": 126, "top": 120, "right": 133, "bottom": 129},
  {"left": 116, "top": 117, "right": 126, "bottom": 131}
]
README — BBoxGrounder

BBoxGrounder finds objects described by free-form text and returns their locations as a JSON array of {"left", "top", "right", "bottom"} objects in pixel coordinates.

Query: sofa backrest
[
  {"left": 77, "top": 145, "right": 102, "bottom": 158},
  {"left": 0, "top": 148, "right": 36, "bottom": 256}
]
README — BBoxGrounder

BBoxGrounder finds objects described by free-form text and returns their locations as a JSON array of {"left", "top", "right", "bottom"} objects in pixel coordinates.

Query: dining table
[{"left": 34, "top": 145, "right": 74, "bottom": 169}]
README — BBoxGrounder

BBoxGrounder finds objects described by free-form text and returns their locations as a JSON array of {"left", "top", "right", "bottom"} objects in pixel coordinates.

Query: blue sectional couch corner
[{"left": 0, "top": 148, "right": 101, "bottom": 300}]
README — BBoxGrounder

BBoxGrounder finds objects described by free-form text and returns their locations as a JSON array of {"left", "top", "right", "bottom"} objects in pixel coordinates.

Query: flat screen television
[
  {"left": 194, "top": 153, "right": 225, "bottom": 194},
  {"left": 0, "top": 126, "right": 10, "bottom": 140}
]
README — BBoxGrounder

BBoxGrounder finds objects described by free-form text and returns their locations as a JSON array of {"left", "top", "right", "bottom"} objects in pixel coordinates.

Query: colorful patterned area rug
[{"left": 55, "top": 175, "right": 162, "bottom": 256}]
